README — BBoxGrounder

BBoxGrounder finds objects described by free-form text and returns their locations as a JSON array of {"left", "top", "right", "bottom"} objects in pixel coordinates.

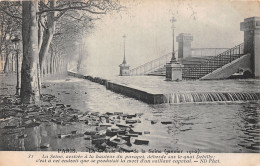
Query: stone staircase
[
  {"left": 148, "top": 56, "right": 214, "bottom": 76},
  {"left": 148, "top": 43, "right": 245, "bottom": 80},
  {"left": 183, "top": 43, "right": 244, "bottom": 79},
  {"left": 129, "top": 52, "right": 173, "bottom": 76}
]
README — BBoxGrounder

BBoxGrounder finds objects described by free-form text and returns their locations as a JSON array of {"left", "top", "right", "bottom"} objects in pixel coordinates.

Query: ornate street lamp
[
  {"left": 165, "top": 16, "right": 184, "bottom": 81},
  {"left": 119, "top": 34, "right": 130, "bottom": 76},
  {"left": 122, "top": 34, "right": 127, "bottom": 64},
  {"left": 170, "top": 17, "right": 177, "bottom": 63},
  {"left": 11, "top": 36, "right": 20, "bottom": 96}
]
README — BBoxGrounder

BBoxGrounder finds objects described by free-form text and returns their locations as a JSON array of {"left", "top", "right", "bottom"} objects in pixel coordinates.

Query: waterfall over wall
[
  {"left": 68, "top": 71, "right": 260, "bottom": 104},
  {"left": 164, "top": 92, "right": 260, "bottom": 104}
]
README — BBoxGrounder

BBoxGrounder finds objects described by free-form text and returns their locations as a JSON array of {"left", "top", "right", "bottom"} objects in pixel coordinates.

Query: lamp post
[
  {"left": 122, "top": 34, "right": 127, "bottom": 64},
  {"left": 119, "top": 34, "right": 130, "bottom": 76},
  {"left": 11, "top": 36, "right": 20, "bottom": 96},
  {"left": 170, "top": 17, "right": 177, "bottom": 63},
  {"left": 165, "top": 16, "right": 184, "bottom": 81}
]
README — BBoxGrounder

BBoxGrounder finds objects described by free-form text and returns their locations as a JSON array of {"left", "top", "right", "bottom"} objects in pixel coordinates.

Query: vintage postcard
[{"left": 0, "top": 0, "right": 259, "bottom": 165}]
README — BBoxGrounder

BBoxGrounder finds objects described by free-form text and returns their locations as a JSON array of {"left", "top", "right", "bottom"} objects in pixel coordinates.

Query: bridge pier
[
  {"left": 176, "top": 33, "right": 193, "bottom": 61},
  {"left": 240, "top": 17, "right": 260, "bottom": 78}
]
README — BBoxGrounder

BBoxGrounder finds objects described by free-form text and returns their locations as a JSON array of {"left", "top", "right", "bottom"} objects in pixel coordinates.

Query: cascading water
[{"left": 165, "top": 92, "right": 260, "bottom": 104}]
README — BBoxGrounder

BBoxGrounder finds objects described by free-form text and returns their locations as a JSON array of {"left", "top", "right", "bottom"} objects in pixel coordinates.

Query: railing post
[{"left": 229, "top": 49, "right": 232, "bottom": 63}]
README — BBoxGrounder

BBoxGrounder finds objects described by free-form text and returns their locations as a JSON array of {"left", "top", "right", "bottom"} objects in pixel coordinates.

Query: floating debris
[
  {"left": 58, "top": 133, "right": 71, "bottom": 139},
  {"left": 119, "top": 145, "right": 134, "bottom": 152},
  {"left": 114, "top": 112, "right": 123, "bottom": 115},
  {"left": 161, "top": 121, "right": 173, "bottom": 125},
  {"left": 151, "top": 120, "right": 158, "bottom": 124},
  {"left": 92, "top": 138, "right": 106, "bottom": 146},
  {"left": 85, "top": 129, "right": 98, "bottom": 135},
  {"left": 134, "top": 139, "right": 149, "bottom": 145},
  {"left": 3, "top": 125, "right": 17, "bottom": 129},
  {"left": 18, "top": 134, "right": 27, "bottom": 139},
  {"left": 0, "top": 85, "right": 149, "bottom": 152},
  {"left": 125, "top": 133, "right": 139, "bottom": 137},
  {"left": 126, "top": 120, "right": 137, "bottom": 124},
  {"left": 40, "top": 143, "right": 50, "bottom": 149},
  {"left": 129, "top": 130, "right": 142, "bottom": 135},
  {"left": 71, "top": 130, "right": 77, "bottom": 134}
]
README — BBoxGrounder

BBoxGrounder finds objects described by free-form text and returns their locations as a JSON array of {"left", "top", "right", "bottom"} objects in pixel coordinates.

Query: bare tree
[
  {"left": 0, "top": 0, "right": 122, "bottom": 104},
  {"left": 0, "top": 5, "right": 21, "bottom": 73}
]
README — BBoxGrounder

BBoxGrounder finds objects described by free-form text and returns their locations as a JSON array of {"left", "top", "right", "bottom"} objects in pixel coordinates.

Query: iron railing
[
  {"left": 183, "top": 43, "right": 244, "bottom": 79},
  {"left": 129, "top": 52, "right": 174, "bottom": 76},
  {"left": 129, "top": 44, "right": 243, "bottom": 76},
  {"left": 191, "top": 48, "right": 229, "bottom": 57}
]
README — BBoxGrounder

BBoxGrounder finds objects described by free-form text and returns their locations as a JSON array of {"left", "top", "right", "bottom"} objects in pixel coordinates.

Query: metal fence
[{"left": 183, "top": 43, "right": 245, "bottom": 79}]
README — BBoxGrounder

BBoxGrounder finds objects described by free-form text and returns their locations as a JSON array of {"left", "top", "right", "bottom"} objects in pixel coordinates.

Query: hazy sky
[{"left": 81, "top": 0, "right": 260, "bottom": 77}]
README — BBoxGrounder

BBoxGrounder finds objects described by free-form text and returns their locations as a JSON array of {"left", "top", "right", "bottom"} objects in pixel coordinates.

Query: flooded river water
[{"left": 0, "top": 74, "right": 259, "bottom": 153}]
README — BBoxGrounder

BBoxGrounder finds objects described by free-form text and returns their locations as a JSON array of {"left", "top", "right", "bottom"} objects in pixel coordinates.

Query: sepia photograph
[{"left": 0, "top": 0, "right": 259, "bottom": 165}]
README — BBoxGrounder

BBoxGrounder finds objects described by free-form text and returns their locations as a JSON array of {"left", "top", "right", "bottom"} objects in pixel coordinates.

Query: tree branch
[
  {"left": 54, "top": 10, "right": 67, "bottom": 21},
  {"left": 0, "top": 7, "right": 22, "bottom": 20},
  {"left": 37, "top": 5, "right": 106, "bottom": 15}
]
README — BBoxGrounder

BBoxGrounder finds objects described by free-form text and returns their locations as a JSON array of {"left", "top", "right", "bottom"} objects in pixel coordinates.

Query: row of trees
[
  {"left": 0, "top": 4, "right": 21, "bottom": 73},
  {"left": 0, "top": 0, "right": 122, "bottom": 104}
]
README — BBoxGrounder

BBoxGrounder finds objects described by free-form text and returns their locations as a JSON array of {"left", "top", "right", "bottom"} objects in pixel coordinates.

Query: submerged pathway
[
  {"left": 70, "top": 71, "right": 260, "bottom": 104},
  {"left": 0, "top": 73, "right": 259, "bottom": 152}
]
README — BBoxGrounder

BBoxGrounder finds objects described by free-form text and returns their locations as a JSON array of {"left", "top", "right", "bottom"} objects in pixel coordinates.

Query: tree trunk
[
  {"left": 39, "top": 0, "right": 57, "bottom": 70},
  {"left": 52, "top": 56, "right": 55, "bottom": 74},
  {"left": 20, "top": 0, "right": 40, "bottom": 104},
  {"left": 42, "top": 61, "right": 45, "bottom": 75},
  {"left": 56, "top": 56, "right": 59, "bottom": 73},
  {"left": 16, "top": 50, "right": 22, "bottom": 96},
  {"left": 46, "top": 58, "right": 49, "bottom": 75},
  {"left": 3, "top": 53, "right": 9, "bottom": 73},
  {"left": 50, "top": 45, "right": 53, "bottom": 74},
  {"left": 38, "top": 16, "right": 44, "bottom": 50},
  {"left": 58, "top": 56, "right": 61, "bottom": 73},
  {"left": 54, "top": 55, "right": 57, "bottom": 74},
  {"left": 11, "top": 53, "right": 14, "bottom": 72}
]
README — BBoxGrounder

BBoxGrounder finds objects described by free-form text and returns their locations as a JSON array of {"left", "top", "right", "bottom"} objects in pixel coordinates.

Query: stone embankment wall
[
  {"left": 67, "top": 71, "right": 164, "bottom": 104},
  {"left": 67, "top": 71, "right": 260, "bottom": 104}
]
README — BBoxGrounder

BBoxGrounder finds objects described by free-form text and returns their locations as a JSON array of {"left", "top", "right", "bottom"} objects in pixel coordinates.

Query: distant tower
[
  {"left": 165, "top": 17, "right": 184, "bottom": 81},
  {"left": 119, "top": 34, "right": 130, "bottom": 76}
]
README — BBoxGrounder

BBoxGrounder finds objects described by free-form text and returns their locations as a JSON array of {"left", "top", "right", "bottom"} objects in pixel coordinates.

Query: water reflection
[
  {"left": 237, "top": 102, "right": 260, "bottom": 152},
  {"left": 0, "top": 76, "right": 260, "bottom": 153}
]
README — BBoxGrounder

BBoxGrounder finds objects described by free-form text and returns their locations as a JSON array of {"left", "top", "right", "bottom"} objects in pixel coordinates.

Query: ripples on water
[
  {"left": 150, "top": 102, "right": 260, "bottom": 153},
  {"left": 0, "top": 75, "right": 259, "bottom": 153}
]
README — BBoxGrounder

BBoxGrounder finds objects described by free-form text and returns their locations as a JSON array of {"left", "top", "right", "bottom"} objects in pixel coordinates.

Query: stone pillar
[
  {"left": 165, "top": 62, "right": 184, "bottom": 81},
  {"left": 240, "top": 17, "right": 260, "bottom": 78},
  {"left": 119, "top": 64, "right": 130, "bottom": 76},
  {"left": 176, "top": 33, "right": 193, "bottom": 60}
]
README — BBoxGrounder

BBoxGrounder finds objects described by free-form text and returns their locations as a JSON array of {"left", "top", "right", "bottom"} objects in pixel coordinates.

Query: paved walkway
[{"left": 104, "top": 75, "right": 260, "bottom": 94}]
